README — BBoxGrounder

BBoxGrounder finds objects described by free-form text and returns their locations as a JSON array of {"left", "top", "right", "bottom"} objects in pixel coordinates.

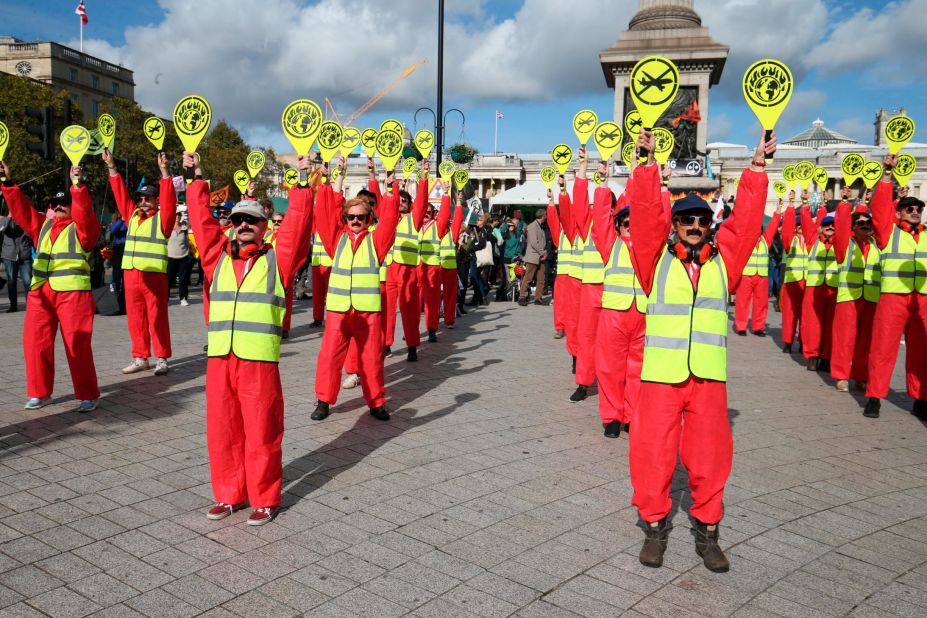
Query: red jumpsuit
[
  {"left": 572, "top": 178, "right": 602, "bottom": 387},
  {"left": 420, "top": 195, "right": 452, "bottom": 332},
  {"left": 733, "top": 212, "right": 780, "bottom": 332},
  {"left": 779, "top": 207, "right": 804, "bottom": 346},
  {"left": 315, "top": 183, "right": 399, "bottom": 408},
  {"left": 548, "top": 190, "right": 580, "bottom": 358},
  {"left": 866, "top": 179, "right": 927, "bottom": 401},
  {"left": 830, "top": 201, "right": 876, "bottom": 383},
  {"left": 110, "top": 175, "right": 177, "bottom": 360},
  {"left": 2, "top": 183, "right": 100, "bottom": 401},
  {"left": 800, "top": 206, "right": 836, "bottom": 360},
  {"left": 440, "top": 197, "right": 464, "bottom": 329},
  {"left": 188, "top": 181, "right": 313, "bottom": 509},
  {"left": 629, "top": 163, "right": 765, "bottom": 525},
  {"left": 383, "top": 179, "right": 427, "bottom": 349}
]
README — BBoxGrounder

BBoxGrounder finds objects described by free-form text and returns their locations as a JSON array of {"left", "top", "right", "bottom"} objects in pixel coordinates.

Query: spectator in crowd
[
  {"left": 518, "top": 208, "right": 547, "bottom": 306},
  {"left": 167, "top": 217, "right": 193, "bottom": 306},
  {"left": 108, "top": 211, "right": 127, "bottom": 310},
  {"left": 456, "top": 224, "right": 475, "bottom": 313},
  {"left": 467, "top": 215, "right": 493, "bottom": 306},
  {"left": 0, "top": 212, "right": 33, "bottom": 312},
  {"left": 499, "top": 217, "right": 522, "bottom": 300}
]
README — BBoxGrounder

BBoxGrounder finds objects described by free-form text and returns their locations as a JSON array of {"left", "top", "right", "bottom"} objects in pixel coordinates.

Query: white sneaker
[
  {"left": 24, "top": 397, "right": 49, "bottom": 410},
  {"left": 180, "top": 298, "right": 189, "bottom": 307},
  {"left": 342, "top": 373, "right": 360, "bottom": 389},
  {"left": 835, "top": 380, "right": 849, "bottom": 392},
  {"left": 153, "top": 358, "right": 169, "bottom": 375},
  {"left": 122, "top": 358, "right": 150, "bottom": 374}
]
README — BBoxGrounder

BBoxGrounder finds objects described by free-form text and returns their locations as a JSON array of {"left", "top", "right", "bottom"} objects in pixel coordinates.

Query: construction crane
[{"left": 325, "top": 58, "right": 428, "bottom": 126}]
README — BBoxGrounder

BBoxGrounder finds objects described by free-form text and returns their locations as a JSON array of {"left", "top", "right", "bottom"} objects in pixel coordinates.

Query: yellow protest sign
[
  {"left": 782, "top": 164, "right": 797, "bottom": 190},
  {"left": 629, "top": 56, "right": 679, "bottom": 130},
  {"left": 283, "top": 168, "right": 299, "bottom": 189},
  {"left": 59, "top": 124, "right": 90, "bottom": 166},
  {"left": 0, "top": 121, "right": 8, "bottom": 162},
  {"left": 340, "top": 127, "right": 361, "bottom": 158},
  {"left": 361, "top": 128, "right": 378, "bottom": 158},
  {"left": 234, "top": 169, "right": 250, "bottom": 196},
  {"left": 246, "top": 151, "right": 265, "bottom": 178},
  {"left": 742, "top": 59, "right": 793, "bottom": 149},
  {"left": 143, "top": 116, "right": 165, "bottom": 150},
  {"left": 812, "top": 167, "right": 829, "bottom": 191},
  {"left": 375, "top": 129, "right": 403, "bottom": 171},
  {"left": 331, "top": 166, "right": 341, "bottom": 183},
  {"left": 172, "top": 95, "right": 212, "bottom": 153},
  {"left": 317, "top": 121, "right": 343, "bottom": 163},
  {"left": 380, "top": 119, "right": 403, "bottom": 135},
  {"left": 402, "top": 156, "right": 418, "bottom": 179},
  {"left": 280, "top": 99, "right": 322, "bottom": 155},
  {"left": 652, "top": 127, "right": 675, "bottom": 165},
  {"left": 438, "top": 160, "right": 456, "bottom": 184},
  {"left": 841, "top": 153, "right": 865, "bottom": 186},
  {"left": 624, "top": 109, "right": 642, "bottom": 138},
  {"left": 551, "top": 143, "right": 573, "bottom": 175},
  {"left": 97, "top": 113, "right": 115, "bottom": 150},
  {"left": 861, "top": 160, "right": 883, "bottom": 189},
  {"left": 733, "top": 177, "right": 740, "bottom": 190},
  {"left": 593, "top": 122, "right": 622, "bottom": 162},
  {"left": 414, "top": 129, "right": 435, "bottom": 159},
  {"left": 572, "top": 110, "right": 598, "bottom": 145},
  {"left": 540, "top": 166, "right": 557, "bottom": 189},
  {"left": 795, "top": 160, "right": 814, "bottom": 190},
  {"left": 453, "top": 169, "right": 469, "bottom": 191},
  {"left": 893, "top": 153, "right": 917, "bottom": 187},
  {"left": 884, "top": 115, "right": 915, "bottom": 155},
  {"left": 593, "top": 171, "right": 606, "bottom": 187},
  {"left": 773, "top": 180, "right": 788, "bottom": 199},
  {"left": 621, "top": 142, "right": 635, "bottom": 168}
]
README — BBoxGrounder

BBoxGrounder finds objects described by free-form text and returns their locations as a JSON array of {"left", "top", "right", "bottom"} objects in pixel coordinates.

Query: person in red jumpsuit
[
  {"left": 799, "top": 195, "right": 835, "bottom": 372},
  {"left": 1, "top": 162, "right": 100, "bottom": 412},
  {"left": 629, "top": 130, "right": 773, "bottom": 573},
  {"left": 439, "top": 189, "right": 464, "bottom": 330},
  {"left": 419, "top": 166, "right": 449, "bottom": 343},
  {"left": 570, "top": 146, "right": 599, "bottom": 401},
  {"left": 104, "top": 151, "right": 177, "bottom": 376},
  {"left": 830, "top": 187, "right": 877, "bottom": 393},
  {"left": 733, "top": 202, "right": 782, "bottom": 336},
  {"left": 547, "top": 176, "right": 580, "bottom": 365},
  {"left": 863, "top": 155, "right": 927, "bottom": 419},
  {"left": 779, "top": 196, "right": 805, "bottom": 353},
  {"left": 311, "top": 166, "right": 399, "bottom": 421},
  {"left": 187, "top": 151, "right": 314, "bottom": 526}
]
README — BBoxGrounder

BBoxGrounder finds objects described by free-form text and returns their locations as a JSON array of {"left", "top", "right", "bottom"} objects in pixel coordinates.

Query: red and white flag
[
  {"left": 496, "top": 111, "right": 504, "bottom": 119},
  {"left": 75, "top": 0, "right": 88, "bottom": 25}
]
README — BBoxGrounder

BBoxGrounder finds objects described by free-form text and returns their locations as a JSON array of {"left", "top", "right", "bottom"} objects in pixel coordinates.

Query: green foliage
[{"left": 449, "top": 142, "right": 478, "bottom": 164}]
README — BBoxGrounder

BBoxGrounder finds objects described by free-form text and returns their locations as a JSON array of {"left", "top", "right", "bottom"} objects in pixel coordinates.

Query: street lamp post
[{"left": 436, "top": 0, "right": 444, "bottom": 166}]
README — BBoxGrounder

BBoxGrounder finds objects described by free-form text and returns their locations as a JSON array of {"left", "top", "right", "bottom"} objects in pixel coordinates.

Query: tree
[
  {"left": 449, "top": 143, "right": 478, "bottom": 164},
  {"left": 198, "top": 120, "right": 250, "bottom": 200}
]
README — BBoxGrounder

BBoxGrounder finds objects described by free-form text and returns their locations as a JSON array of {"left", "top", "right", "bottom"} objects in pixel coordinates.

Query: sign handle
[
  {"left": 298, "top": 168, "right": 309, "bottom": 186},
  {"left": 764, "top": 129, "right": 774, "bottom": 163},
  {"left": 640, "top": 127, "right": 651, "bottom": 159}
]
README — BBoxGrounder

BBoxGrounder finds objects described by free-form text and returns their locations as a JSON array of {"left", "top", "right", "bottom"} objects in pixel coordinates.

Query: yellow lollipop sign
[
  {"left": 861, "top": 160, "right": 883, "bottom": 189},
  {"left": 281, "top": 99, "right": 322, "bottom": 155},
  {"left": 812, "top": 167, "right": 829, "bottom": 191},
  {"left": 893, "top": 154, "right": 917, "bottom": 187},
  {"left": 573, "top": 110, "right": 598, "bottom": 145},
  {"left": 884, "top": 115, "right": 915, "bottom": 155},
  {"left": 234, "top": 169, "right": 250, "bottom": 196},
  {"left": 652, "top": 127, "right": 675, "bottom": 165},
  {"left": 246, "top": 151, "right": 265, "bottom": 178},
  {"left": 773, "top": 181, "right": 788, "bottom": 199},
  {"left": 173, "top": 95, "right": 212, "bottom": 153},
  {"left": 551, "top": 143, "right": 573, "bottom": 175},
  {"left": 624, "top": 109, "right": 642, "bottom": 138},
  {"left": 841, "top": 153, "right": 865, "bottom": 186},
  {"left": 380, "top": 119, "right": 403, "bottom": 135},
  {"left": 283, "top": 168, "right": 299, "bottom": 189},
  {"left": 0, "top": 121, "right": 8, "bottom": 162},
  {"left": 402, "top": 156, "right": 418, "bottom": 179},
  {"left": 438, "top": 160, "right": 456, "bottom": 184},
  {"left": 593, "top": 122, "right": 622, "bottom": 162},
  {"left": 143, "top": 117, "right": 165, "bottom": 150},
  {"left": 629, "top": 56, "right": 679, "bottom": 131},
  {"left": 742, "top": 59, "right": 793, "bottom": 161},
  {"left": 621, "top": 142, "right": 635, "bottom": 168},
  {"left": 340, "top": 127, "right": 361, "bottom": 158},
  {"left": 375, "top": 129, "right": 403, "bottom": 171},
  {"left": 97, "top": 113, "right": 116, "bottom": 150},
  {"left": 361, "top": 128, "right": 378, "bottom": 158},
  {"left": 795, "top": 160, "right": 814, "bottom": 191},
  {"left": 59, "top": 125, "right": 91, "bottom": 183},
  {"left": 414, "top": 129, "right": 435, "bottom": 159},
  {"left": 453, "top": 169, "right": 469, "bottom": 191},
  {"left": 540, "top": 166, "right": 557, "bottom": 189},
  {"left": 782, "top": 164, "right": 797, "bottom": 190},
  {"left": 316, "top": 121, "right": 343, "bottom": 163}
]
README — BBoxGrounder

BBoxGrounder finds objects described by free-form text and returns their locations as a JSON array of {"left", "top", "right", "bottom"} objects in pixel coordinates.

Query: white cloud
[
  {"left": 708, "top": 112, "right": 733, "bottom": 142},
  {"left": 834, "top": 117, "right": 873, "bottom": 144}
]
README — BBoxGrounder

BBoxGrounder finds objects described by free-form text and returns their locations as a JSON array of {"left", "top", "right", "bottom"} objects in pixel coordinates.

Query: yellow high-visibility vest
[
  {"left": 742, "top": 237, "right": 769, "bottom": 277},
  {"left": 558, "top": 232, "right": 578, "bottom": 279},
  {"left": 31, "top": 219, "right": 90, "bottom": 292},
  {"left": 879, "top": 225, "right": 927, "bottom": 295},
  {"left": 783, "top": 236, "right": 806, "bottom": 284},
  {"left": 311, "top": 232, "right": 333, "bottom": 268},
  {"left": 327, "top": 233, "right": 382, "bottom": 312},
  {"left": 123, "top": 211, "right": 169, "bottom": 273},
  {"left": 641, "top": 251, "right": 729, "bottom": 384},
  {"left": 419, "top": 222, "right": 441, "bottom": 267},
  {"left": 579, "top": 222, "right": 605, "bottom": 285},
  {"left": 439, "top": 233, "right": 457, "bottom": 269},
  {"left": 836, "top": 239, "right": 881, "bottom": 303},
  {"left": 806, "top": 238, "right": 837, "bottom": 288},
  {"left": 207, "top": 248, "right": 285, "bottom": 362},
  {"left": 391, "top": 215, "right": 420, "bottom": 266},
  {"left": 601, "top": 237, "right": 647, "bottom": 313}
]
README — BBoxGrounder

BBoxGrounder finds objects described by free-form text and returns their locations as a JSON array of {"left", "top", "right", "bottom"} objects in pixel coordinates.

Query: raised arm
[
  {"left": 315, "top": 182, "right": 339, "bottom": 260},
  {"left": 450, "top": 194, "right": 464, "bottom": 242},
  {"left": 781, "top": 204, "right": 796, "bottom": 250},
  {"left": 157, "top": 153, "right": 178, "bottom": 237},
  {"left": 546, "top": 190, "right": 561, "bottom": 248},
  {"left": 800, "top": 197, "right": 817, "bottom": 248},
  {"left": 436, "top": 182, "right": 451, "bottom": 238},
  {"left": 373, "top": 181, "right": 400, "bottom": 262},
  {"left": 572, "top": 148, "right": 592, "bottom": 240},
  {"left": 629, "top": 162, "right": 666, "bottom": 295},
  {"left": 0, "top": 163, "right": 45, "bottom": 240},
  {"left": 68, "top": 167, "right": 101, "bottom": 252},
  {"left": 411, "top": 171, "right": 429, "bottom": 231},
  {"left": 367, "top": 158, "right": 383, "bottom": 204},
  {"left": 763, "top": 210, "right": 781, "bottom": 248},
  {"left": 103, "top": 150, "right": 136, "bottom": 221},
  {"left": 274, "top": 185, "right": 314, "bottom": 283},
  {"left": 591, "top": 161, "right": 617, "bottom": 261},
  {"left": 833, "top": 196, "right": 852, "bottom": 264},
  {"left": 558, "top": 179, "right": 576, "bottom": 244},
  {"left": 184, "top": 153, "right": 226, "bottom": 282},
  {"left": 870, "top": 155, "right": 896, "bottom": 250}
]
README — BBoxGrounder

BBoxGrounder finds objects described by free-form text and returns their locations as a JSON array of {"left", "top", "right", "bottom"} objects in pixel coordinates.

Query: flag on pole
[
  {"left": 495, "top": 111, "right": 504, "bottom": 119},
  {"left": 75, "top": 1, "right": 88, "bottom": 24}
]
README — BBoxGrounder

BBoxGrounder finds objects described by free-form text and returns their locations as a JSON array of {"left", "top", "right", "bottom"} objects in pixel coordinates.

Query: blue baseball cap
[
  {"left": 671, "top": 194, "right": 712, "bottom": 217},
  {"left": 821, "top": 215, "right": 835, "bottom": 226}
]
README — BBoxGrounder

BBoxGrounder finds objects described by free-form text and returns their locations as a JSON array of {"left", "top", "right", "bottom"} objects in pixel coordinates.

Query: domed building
[{"left": 782, "top": 119, "right": 858, "bottom": 149}]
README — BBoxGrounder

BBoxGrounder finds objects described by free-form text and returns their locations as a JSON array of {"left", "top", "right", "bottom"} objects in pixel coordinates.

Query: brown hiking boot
[
  {"left": 694, "top": 522, "right": 730, "bottom": 573},
  {"left": 639, "top": 518, "right": 670, "bottom": 568}
]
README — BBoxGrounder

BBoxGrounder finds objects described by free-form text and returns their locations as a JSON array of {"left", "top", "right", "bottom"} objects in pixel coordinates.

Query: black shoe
[
  {"left": 863, "top": 397, "right": 881, "bottom": 418},
  {"left": 281, "top": 330, "right": 289, "bottom": 340},
  {"left": 311, "top": 401, "right": 330, "bottom": 421},
  {"left": 369, "top": 406, "right": 390, "bottom": 421},
  {"left": 807, "top": 357, "right": 819, "bottom": 371},
  {"left": 407, "top": 347, "right": 418, "bottom": 362},
  {"left": 734, "top": 330, "right": 747, "bottom": 336},
  {"left": 5, "top": 306, "right": 17, "bottom": 313},
  {"left": 623, "top": 422, "right": 631, "bottom": 436},
  {"left": 570, "top": 385, "right": 587, "bottom": 402},
  {"left": 309, "top": 320, "right": 323, "bottom": 328},
  {"left": 383, "top": 345, "right": 392, "bottom": 358},
  {"left": 913, "top": 399, "right": 927, "bottom": 421},
  {"left": 203, "top": 344, "right": 208, "bottom": 352},
  {"left": 534, "top": 299, "right": 549, "bottom": 306},
  {"left": 753, "top": 330, "right": 766, "bottom": 337},
  {"left": 571, "top": 356, "right": 576, "bottom": 375},
  {"left": 427, "top": 330, "right": 438, "bottom": 343},
  {"left": 518, "top": 298, "right": 528, "bottom": 307},
  {"left": 819, "top": 360, "right": 830, "bottom": 373},
  {"left": 782, "top": 342, "right": 792, "bottom": 353},
  {"left": 603, "top": 421, "right": 621, "bottom": 439},
  {"left": 639, "top": 518, "right": 670, "bottom": 568},
  {"left": 694, "top": 522, "right": 730, "bottom": 573}
]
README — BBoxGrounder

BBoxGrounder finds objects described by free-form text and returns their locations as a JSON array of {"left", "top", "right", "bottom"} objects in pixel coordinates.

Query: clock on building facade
[{"left": 15, "top": 61, "right": 32, "bottom": 76}]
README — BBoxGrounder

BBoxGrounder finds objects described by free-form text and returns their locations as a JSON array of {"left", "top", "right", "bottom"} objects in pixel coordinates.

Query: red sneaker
[
  {"left": 247, "top": 506, "right": 279, "bottom": 526},
  {"left": 206, "top": 502, "right": 246, "bottom": 521}
]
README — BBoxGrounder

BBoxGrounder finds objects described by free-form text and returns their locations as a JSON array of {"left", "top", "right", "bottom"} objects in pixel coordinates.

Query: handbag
[{"left": 475, "top": 239, "right": 494, "bottom": 267}]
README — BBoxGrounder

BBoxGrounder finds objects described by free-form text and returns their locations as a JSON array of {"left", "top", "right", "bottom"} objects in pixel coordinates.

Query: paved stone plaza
[{"left": 0, "top": 290, "right": 925, "bottom": 617}]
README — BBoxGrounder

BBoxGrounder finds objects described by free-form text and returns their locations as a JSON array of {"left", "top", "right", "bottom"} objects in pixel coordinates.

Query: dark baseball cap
[
  {"left": 135, "top": 184, "right": 159, "bottom": 197},
  {"left": 48, "top": 191, "right": 71, "bottom": 206}
]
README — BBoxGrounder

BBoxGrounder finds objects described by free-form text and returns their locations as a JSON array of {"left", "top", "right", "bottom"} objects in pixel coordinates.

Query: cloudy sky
[{"left": 5, "top": 0, "right": 925, "bottom": 155}]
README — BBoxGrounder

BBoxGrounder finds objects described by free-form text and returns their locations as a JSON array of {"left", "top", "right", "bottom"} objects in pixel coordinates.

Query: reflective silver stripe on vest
[
  {"left": 644, "top": 334, "right": 688, "bottom": 350},
  {"left": 208, "top": 248, "right": 281, "bottom": 313},
  {"left": 694, "top": 296, "right": 727, "bottom": 311},
  {"left": 208, "top": 320, "right": 283, "bottom": 336},
  {"left": 603, "top": 285, "right": 636, "bottom": 294},
  {"left": 33, "top": 269, "right": 88, "bottom": 278},
  {"left": 330, "top": 266, "right": 379, "bottom": 276},
  {"left": 691, "top": 331, "right": 727, "bottom": 347},
  {"left": 327, "top": 286, "right": 382, "bottom": 295}
]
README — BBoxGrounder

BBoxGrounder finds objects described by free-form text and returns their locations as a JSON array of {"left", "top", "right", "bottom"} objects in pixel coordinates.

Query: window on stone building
[
  {"left": 112, "top": 82, "right": 119, "bottom": 95},
  {"left": 91, "top": 99, "right": 99, "bottom": 117},
  {"left": 69, "top": 67, "right": 78, "bottom": 81},
  {"left": 91, "top": 75, "right": 99, "bottom": 89}
]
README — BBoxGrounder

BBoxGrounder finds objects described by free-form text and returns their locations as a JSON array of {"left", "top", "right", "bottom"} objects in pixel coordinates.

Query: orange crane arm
[{"left": 344, "top": 58, "right": 428, "bottom": 126}]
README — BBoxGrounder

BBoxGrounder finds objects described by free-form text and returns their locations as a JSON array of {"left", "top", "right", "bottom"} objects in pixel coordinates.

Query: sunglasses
[
  {"left": 619, "top": 220, "right": 630, "bottom": 228},
  {"left": 678, "top": 214, "right": 711, "bottom": 226},
  {"left": 137, "top": 195, "right": 156, "bottom": 202},
  {"left": 853, "top": 218, "right": 872, "bottom": 226},
  {"left": 271, "top": 218, "right": 284, "bottom": 225},
  {"left": 230, "top": 214, "right": 261, "bottom": 226},
  {"left": 902, "top": 205, "right": 925, "bottom": 215},
  {"left": 345, "top": 213, "right": 368, "bottom": 221}
]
